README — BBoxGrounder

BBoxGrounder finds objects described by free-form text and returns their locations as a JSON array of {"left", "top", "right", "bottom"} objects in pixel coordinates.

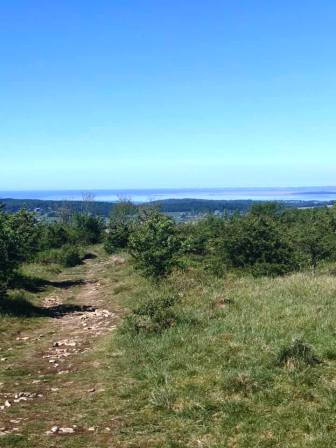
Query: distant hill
[{"left": 1, "top": 197, "right": 334, "bottom": 218}]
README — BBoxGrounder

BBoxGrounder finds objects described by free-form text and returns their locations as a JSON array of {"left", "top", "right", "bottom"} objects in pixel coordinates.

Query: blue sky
[{"left": 0, "top": 0, "right": 335, "bottom": 190}]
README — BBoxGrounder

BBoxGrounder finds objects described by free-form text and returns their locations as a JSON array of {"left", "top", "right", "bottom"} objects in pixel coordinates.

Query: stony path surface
[{"left": 0, "top": 254, "right": 125, "bottom": 439}]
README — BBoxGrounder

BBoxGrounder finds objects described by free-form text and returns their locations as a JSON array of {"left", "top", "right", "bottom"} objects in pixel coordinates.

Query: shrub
[
  {"left": 35, "top": 248, "right": 63, "bottom": 265},
  {"left": 180, "top": 215, "right": 225, "bottom": 256},
  {"left": 128, "top": 210, "right": 181, "bottom": 279},
  {"left": 104, "top": 200, "right": 137, "bottom": 254},
  {"left": 104, "top": 221, "right": 130, "bottom": 254},
  {"left": 40, "top": 223, "right": 70, "bottom": 249},
  {"left": 58, "top": 245, "right": 82, "bottom": 267},
  {"left": 0, "top": 221, "right": 12, "bottom": 295},
  {"left": 70, "top": 213, "right": 105, "bottom": 245},
  {"left": 295, "top": 211, "right": 336, "bottom": 271},
  {"left": 35, "top": 245, "right": 82, "bottom": 267},
  {"left": 123, "top": 293, "right": 178, "bottom": 335},
  {"left": 213, "top": 211, "right": 298, "bottom": 277},
  {"left": 6, "top": 209, "right": 42, "bottom": 263},
  {"left": 1, "top": 209, "right": 43, "bottom": 295}
]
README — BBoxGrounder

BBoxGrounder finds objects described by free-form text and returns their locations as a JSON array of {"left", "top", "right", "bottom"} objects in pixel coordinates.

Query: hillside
[{"left": 1, "top": 246, "right": 336, "bottom": 447}]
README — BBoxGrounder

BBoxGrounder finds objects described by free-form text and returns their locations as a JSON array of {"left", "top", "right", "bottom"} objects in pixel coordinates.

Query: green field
[{"left": 1, "top": 247, "right": 336, "bottom": 447}]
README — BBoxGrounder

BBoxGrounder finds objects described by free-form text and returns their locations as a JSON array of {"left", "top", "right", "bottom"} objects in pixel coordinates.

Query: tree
[
  {"left": 180, "top": 215, "right": 225, "bottom": 256},
  {"left": 6, "top": 210, "right": 42, "bottom": 262},
  {"left": 104, "top": 199, "right": 137, "bottom": 254},
  {"left": 40, "top": 222, "right": 70, "bottom": 249},
  {"left": 128, "top": 210, "right": 181, "bottom": 279},
  {"left": 70, "top": 213, "right": 105, "bottom": 245},
  {"left": 0, "top": 209, "right": 43, "bottom": 296},
  {"left": 294, "top": 209, "right": 336, "bottom": 271},
  {"left": 213, "top": 211, "right": 298, "bottom": 276},
  {"left": 0, "top": 213, "right": 14, "bottom": 295}
]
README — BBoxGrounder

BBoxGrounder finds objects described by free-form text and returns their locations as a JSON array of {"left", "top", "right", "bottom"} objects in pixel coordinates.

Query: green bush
[
  {"left": 104, "top": 221, "right": 130, "bottom": 254},
  {"left": 104, "top": 200, "right": 137, "bottom": 254},
  {"left": 58, "top": 245, "right": 82, "bottom": 267},
  {"left": 40, "top": 223, "right": 70, "bottom": 249},
  {"left": 180, "top": 215, "right": 224, "bottom": 256},
  {"left": 0, "top": 217, "right": 13, "bottom": 295},
  {"left": 70, "top": 213, "right": 105, "bottom": 245},
  {"left": 35, "top": 248, "right": 62, "bottom": 265},
  {"left": 35, "top": 245, "right": 82, "bottom": 267},
  {"left": 212, "top": 208, "right": 299, "bottom": 277},
  {"left": 128, "top": 210, "right": 181, "bottom": 279},
  {"left": 0, "top": 209, "right": 40, "bottom": 295},
  {"left": 6, "top": 209, "right": 42, "bottom": 263}
]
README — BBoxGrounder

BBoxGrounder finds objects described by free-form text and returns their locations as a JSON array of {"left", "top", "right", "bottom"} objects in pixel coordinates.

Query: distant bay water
[{"left": 1, "top": 187, "right": 336, "bottom": 203}]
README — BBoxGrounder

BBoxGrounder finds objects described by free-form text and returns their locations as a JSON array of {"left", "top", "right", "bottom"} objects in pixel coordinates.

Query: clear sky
[{"left": 1, "top": 0, "right": 335, "bottom": 190}]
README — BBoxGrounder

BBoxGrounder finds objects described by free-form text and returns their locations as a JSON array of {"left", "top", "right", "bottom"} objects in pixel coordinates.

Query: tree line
[
  {"left": 0, "top": 205, "right": 104, "bottom": 296},
  {"left": 105, "top": 202, "right": 336, "bottom": 278},
  {"left": 2, "top": 197, "right": 334, "bottom": 217},
  {"left": 1, "top": 201, "right": 336, "bottom": 299}
]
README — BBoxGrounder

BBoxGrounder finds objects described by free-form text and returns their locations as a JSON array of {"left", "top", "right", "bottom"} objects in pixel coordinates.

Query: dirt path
[{"left": 0, "top": 253, "right": 125, "bottom": 440}]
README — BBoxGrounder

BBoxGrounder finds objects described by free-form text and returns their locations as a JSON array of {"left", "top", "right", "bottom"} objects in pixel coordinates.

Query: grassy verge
[
  {"left": 108, "top": 266, "right": 336, "bottom": 447},
  {"left": 2, "top": 250, "right": 336, "bottom": 447}
]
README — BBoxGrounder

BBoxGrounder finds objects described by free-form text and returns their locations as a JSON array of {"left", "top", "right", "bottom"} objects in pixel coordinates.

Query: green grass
[
  {"left": 2, "top": 250, "right": 336, "bottom": 447},
  {"left": 107, "top": 268, "right": 336, "bottom": 447}
]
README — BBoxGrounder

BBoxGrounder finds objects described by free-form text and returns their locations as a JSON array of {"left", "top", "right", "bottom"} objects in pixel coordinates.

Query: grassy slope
[
  {"left": 1, "top": 250, "right": 336, "bottom": 447},
  {"left": 110, "top": 268, "right": 336, "bottom": 448}
]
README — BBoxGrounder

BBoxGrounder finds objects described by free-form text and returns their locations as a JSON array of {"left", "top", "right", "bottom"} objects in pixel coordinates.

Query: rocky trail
[{"left": 0, "top": 253, "right": 125, "bottom": 441}]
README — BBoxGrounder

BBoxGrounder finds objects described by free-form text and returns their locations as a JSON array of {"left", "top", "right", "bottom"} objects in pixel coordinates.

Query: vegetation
[
  {"left": 123, "top": 290, "right": 179, "bottom": 335},
  {"left": 1, "top": 196, "right": 334, "bottom": 218},
  {"left": 211, "top": 205, "right": 299, "bottom": 276},
  {"left": 2, "top": 201, "right": 336, "bottom": 446},
  {"left": 0, "top": 209, "right": 41, "bottom": 295},
  {"left": 104, "top": 199, "right": 137, "bottom": 253},
  {"left": 113, "top": 267, "right": 336, "bottom": 447},
  {"left": 0, "top": 206, "right": 104, "bottom": 297},
  {"left": 2, "top": 247, "right": 336, "bottom": 446},
  {"left": 128, "top": 209, "right": 182, "bottom": 278},
  {"left": 36, "top": 245, "right": 83, "bottom": 267}
]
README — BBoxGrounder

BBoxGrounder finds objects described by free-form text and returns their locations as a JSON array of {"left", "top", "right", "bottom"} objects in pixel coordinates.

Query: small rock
[
  {"left": 59, "top": 427, "right": 75, "bottom": 434},
  {"left": 51, "top": 426, "right": 59, "bottom": 433},
  {"left": 4, "top": 400, "right": 11, "bottom": 408},
  {"left": 88, "top": 426, "right": 95, "bottom": 432},
  {"left": 14, "top": 397, "right": 27, "bottom": 403}
]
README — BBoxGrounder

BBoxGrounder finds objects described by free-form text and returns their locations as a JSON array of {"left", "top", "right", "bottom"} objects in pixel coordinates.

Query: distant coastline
[{"left": 1, "top": 187, "right": 336, "bottom": 203}]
